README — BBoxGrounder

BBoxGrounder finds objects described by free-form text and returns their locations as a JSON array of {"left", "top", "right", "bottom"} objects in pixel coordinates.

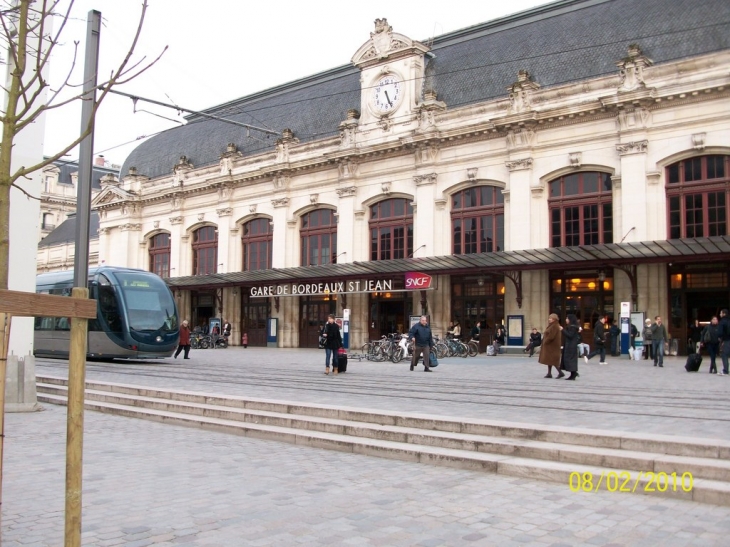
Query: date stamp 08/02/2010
[{"left": 568, "top": 471, "right": 694, "bottom": 494}]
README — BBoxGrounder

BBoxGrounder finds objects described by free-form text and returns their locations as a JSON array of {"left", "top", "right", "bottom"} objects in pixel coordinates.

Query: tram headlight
[{"left": 156, "top": 336, "right": 163, "bottom": 342}]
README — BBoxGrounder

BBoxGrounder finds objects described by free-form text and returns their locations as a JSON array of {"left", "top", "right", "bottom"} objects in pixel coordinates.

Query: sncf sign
[{"left": 405, "top": 272, "right": 433, "bottom": 289}]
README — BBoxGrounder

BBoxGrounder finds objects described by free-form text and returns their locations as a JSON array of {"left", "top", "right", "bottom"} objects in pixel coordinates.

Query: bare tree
[{"left": 0, "top": 0, "right": 166, "bottom": 289}]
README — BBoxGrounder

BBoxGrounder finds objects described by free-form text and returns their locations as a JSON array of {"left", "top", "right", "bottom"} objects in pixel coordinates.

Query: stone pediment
[
  {"left": 352, "top": 18, "right": 430, "bottom": 68},
  {"left": 91, "top": 186, "right": 136, "bottom": 208}
]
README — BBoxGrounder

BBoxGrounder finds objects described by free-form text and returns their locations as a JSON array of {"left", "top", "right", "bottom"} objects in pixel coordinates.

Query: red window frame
[
  {"left": 192, "top": 226, "right": 218, "bottom": 276},
  {"left": 242, "top": 218, "right": 273, "bottom": 271},
  {"left": 149, "top": 232, "right": 171, "bottom": 278},
  {"left": 300, "top": 209, "right": 337, "bottom": 266},
  {"left": 451, "top": 186, "right": 504, "bottom": 254},
  {"left": 369, "top": 198, "right": 413, "bottom": 261},
  {"left": 549, "top": 172, "right": 613, "bottom": 247},
  {"left": 666, "top": 155, "right": 729, "bottom": 239}
]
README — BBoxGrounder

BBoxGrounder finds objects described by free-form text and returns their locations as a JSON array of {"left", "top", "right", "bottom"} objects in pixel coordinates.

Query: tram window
[
  {"left": 98, "top": 284, "right": 122, "bottom": 333},
  {"left": 55, "top": 317, "right": 70, "bottom": 331},
  {"left": 34, "top": 317, "right": 55, "bottom": 330}
]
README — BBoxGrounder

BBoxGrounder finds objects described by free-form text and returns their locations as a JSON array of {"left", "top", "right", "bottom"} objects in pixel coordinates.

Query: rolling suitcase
[
  {"left": 684, "top": 353, "right": 702, "bottom": 372},
  {"left": 337, "top": 348, "right": 348, "bottom": 373}
]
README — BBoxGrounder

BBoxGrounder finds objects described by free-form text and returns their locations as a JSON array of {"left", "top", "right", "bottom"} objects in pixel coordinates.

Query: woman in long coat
[
  {"left": 562, "top": 314, "right": 582, "bottom": 380},
  {"left": 538, "top": 313, "right": 563, "bottom": 378}
]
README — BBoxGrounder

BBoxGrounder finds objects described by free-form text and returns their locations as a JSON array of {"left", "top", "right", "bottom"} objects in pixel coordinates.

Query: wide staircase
[{"left": 37, "top": 375, "right": 730, "bottom": 506}]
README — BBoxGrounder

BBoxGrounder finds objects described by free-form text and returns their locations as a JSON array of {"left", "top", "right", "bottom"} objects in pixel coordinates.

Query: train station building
[{"left": 44, "top": 0, "right": 730, "bottom": 350}]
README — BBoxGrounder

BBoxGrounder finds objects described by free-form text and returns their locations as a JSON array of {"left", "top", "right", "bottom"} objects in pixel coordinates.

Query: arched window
[
  {"left": 666, "top": 155, "right": 729, "bottom": 239},
  {"left": 192, "top": 226, "right": 217, "bottom": 275},
  {"left": 451, "top": 186, "right": 504, "bottom": 254},
  {"left": 149, "top": 233, "right": 171, "bottom": 278},
  {"left": 242, "top": 218, "right": 272, "bottom": 271},
  {"left": 369, "top": 198, "right": 413, "bottom": 260},
  {"left": 549, "top": 172, "right": 613, "bottom": 247},
  {"left": 300, "top": 209, "right": 337, "bottom": 266}
]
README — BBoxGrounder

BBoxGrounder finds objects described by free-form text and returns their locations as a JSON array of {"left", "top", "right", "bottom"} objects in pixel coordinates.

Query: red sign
[{"left": 405, "top": 272, "right": 432, "bottom": 289}]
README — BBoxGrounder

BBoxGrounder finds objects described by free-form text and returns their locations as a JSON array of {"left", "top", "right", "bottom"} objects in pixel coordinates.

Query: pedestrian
[
  {"left": 322, "top": 314, "right": 342, "bottom": 375},
  {"left": 609, "top": 320, "right": 620, "bottom": 356},
  {"left": 630, "top": 322, "right": 639, "bottom": 350},
  {"left": 718, "top": 309, "right": 730, "bottom": 376},
  {"left": 470, "top": 322, "right": 480, "bottom": 340},
  {"left": 174, "top": 319, "right": 191, "bottom": 359},
  {"left": 223, "top": 319, "right": 231, "bottom": 340},
  {"left": 494, "top": 324, "right": 506, "bottom": 355},
  {"left": 524, "top": 327, "right": 542, "bottom": 357},
  {"left": 642, "top": 318, "right": 653, "bottom": 361},
  {"left": 700, "top": 316, "right": 720, "bottom": 374},
  {"left": 585, "top": 316, "right": 608, "bottom": 365},
  {"left": 408, "top": 315, "right": 434, "bottom": 372},
  {"left": 538, "top": 313, "right": 563, "bottom": 378},
  {"left": 451, "top": 321, "right": 462, "bottom": 340},
  {"left": 688, "top": 319, "right": 702, "bottom": 355},
  {"left": 561, "top": 314, "right": 582, "bottom": 380},
  {"left": 650, "top": 316, "right": 668, "bottom": 368},
  {"left": 242, "top": 332, "right": 248, "bottom": 349}
]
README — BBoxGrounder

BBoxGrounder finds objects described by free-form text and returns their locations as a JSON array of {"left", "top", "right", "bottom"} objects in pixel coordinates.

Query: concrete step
[
  {"left": 36, "top": 382, "right": 730, "bottom": 484},
  {"left": 36, "top": 378, "right": 730, "bottom": 505}
]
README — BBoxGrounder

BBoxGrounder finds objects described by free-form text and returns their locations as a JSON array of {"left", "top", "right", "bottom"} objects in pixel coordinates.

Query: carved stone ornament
[
  {"left": 616, "top": 107, "right": 651, "bottom": 132},
  {"left": 219, "top": 143, "right": 242, "bottom": 175},
  {"left": 413, "top": 173, "right": 437, "bottom": 186},
  {"left": 616, "top": 44, "right": 653, "bottom": 92},
  {"left": 417, "top": 91, "right": 447, "bottom": 130},
  {"left": 415, "top": 144, "right": 439, "bottom": 165},
  {"left": 273, "top": 174, "right": 290, "bottom": 191},
  {"left": 467, "top": 167, "right": 478, "bottom": 181},
  {"left": 506, "top": 128, "right": 536, "bottom": 150},
  {"left": 271, "top": 197, "right": 289, "bottom": 208},
  {"left": 276, "top": 129, "right": 299, "bottom": 163},
  {"left": 310, "top": 194, "right": 319, "bottom": 204},
  {"left": 218, "top": 184, "right": 234, "bottom": 202},
  {"left": 507, "top": 70, "right": 540, "bottom": 113},
  {"left": 435, "top": 198, "right": 447, "bottom": 210},
  {"left": 172, "top": 156, "right": 193, "bottom": 185},
  {"left": 287, "top": 219, "right": 297, "bottom": 228},
  {"left": 381, "top": 182, "right": 391, "bottom": 195},
  {"left": 615, "top": 140, "right": 648, "bottom": 156},
  {"left": 169, "top": 216, "right": 184, "bottom": 225},
  {"left": 249, "top": 204, "right": 257, "bottom": 214},
  {"left": 611, "top": 175, "right": 622, "bottom": 189},
  {"left": 338, "top": 160, "right": 358, "bottom": 181},
  {"left": 197, "top": 213, "right": 205, "bottom": 221},
  {"left": 170, "top": 194, "right": 184, "bottom": 211},
  {"left": 153, "top": 221, "right": 160, "bottom": 229},
  {"left": 569, "top": 152, "right": 582, "bottom": 168},
  {"left": 505, "top": 158, "right": 533, "bottom": 171},
  {"left": 99, "top": 173, "right": 119, "bottom": 188},
  {"left": 377, "top": 117, "right": 391, "bottom": 132},
  {"left": 646, "top": 171, "right": 661, "bottom": 185},
  {"left": 354, "top": 209, "right": 365, "bottom": 220},
  {"left": 98, "top": 227, "right": 111, "bottom": 235},
  {"left": 339, "top": 113, "right": 359, "bottom": 148},
  {"left": 692, "top": 133, "right": 706, "bottom": 151},
  {"left": 216, "top": 207, "right": 232, "bottom": 217},
  {"left": 336, "top": 186, "right": 357, "bottom": 198},
  {"left": 501, "top": 189, "right": 511, "bottom": 203},
  {"left": 120, "top": 223, "right": 142, "bottom": 232}
]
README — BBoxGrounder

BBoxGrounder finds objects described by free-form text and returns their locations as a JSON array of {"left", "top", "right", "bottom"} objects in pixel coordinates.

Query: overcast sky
[{"left": 44, "top": 0, "right": 554, "bottom": 168}]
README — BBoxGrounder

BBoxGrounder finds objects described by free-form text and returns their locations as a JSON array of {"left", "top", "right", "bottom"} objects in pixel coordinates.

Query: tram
[{"left": 35, "top": 266, "right": 179, "bottom": 359}]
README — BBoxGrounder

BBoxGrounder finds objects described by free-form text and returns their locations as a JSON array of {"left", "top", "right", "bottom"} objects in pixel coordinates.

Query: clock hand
[{"left": 385, "top": 90, "right": 393, "bottom": 106}]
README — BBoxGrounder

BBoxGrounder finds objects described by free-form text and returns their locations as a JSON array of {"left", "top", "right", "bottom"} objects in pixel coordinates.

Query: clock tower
[{"left": 351, "top": 19, "right": 431, "bottom": 133}]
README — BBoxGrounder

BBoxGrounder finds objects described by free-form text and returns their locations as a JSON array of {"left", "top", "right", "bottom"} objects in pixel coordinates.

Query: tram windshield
[{"left": 114, "top": 272, "right": 178, "bottom": 333}]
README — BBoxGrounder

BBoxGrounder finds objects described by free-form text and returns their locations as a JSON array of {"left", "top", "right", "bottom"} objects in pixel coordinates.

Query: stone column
[
  {"left": 615, "top": 140, "right": 649, "bottom": 242},
  {"left": 169, "top": 216, "right": 184, "bottom": 277},
  {"left": 504, "top": 157, "right": 534, "bottom": 251},
  {"left": 216, "top": 207, "right": 232, "bottom": 273},
  {"left": 336, "top": 186, "right": 357, "bottom": 262},
  {"left": 270, "top": 198, "right": 289, "bottom": 269},
  {"left": 413, "top": 173, "right": 437, "bottom": 256}
]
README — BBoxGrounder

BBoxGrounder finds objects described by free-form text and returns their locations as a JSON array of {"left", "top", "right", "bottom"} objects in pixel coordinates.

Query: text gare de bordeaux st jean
[{"left": 249, "top": 272, "right": 433, "bottom": 298}]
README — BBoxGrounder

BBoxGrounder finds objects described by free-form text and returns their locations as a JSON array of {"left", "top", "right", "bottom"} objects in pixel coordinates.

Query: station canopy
[{"left": 165, "top": 236, "right": 730, "bottom": 290}]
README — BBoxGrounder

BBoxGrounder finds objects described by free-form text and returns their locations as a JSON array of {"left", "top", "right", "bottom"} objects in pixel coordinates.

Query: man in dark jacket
[
  {"left": 585, "top": 316, "right": 608, "bottom": 365},
  {"left": 322, "top": 314, "right": 343, "bottom": 375},
  {"left": 407, "top": 315, "right": 434, "bottom": 372},
  {"left": 650, "top": 316, "right": 668, "bottom": 368},
  {"left": 524, "top": 327, "right": 542, "bottom": 357},
  {"left": 718, "top": 309, "right": 730, "bottom": 376}
]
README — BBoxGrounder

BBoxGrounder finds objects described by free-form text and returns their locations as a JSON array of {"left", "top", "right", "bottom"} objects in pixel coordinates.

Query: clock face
[{"left": 372, "top": 75, "right": 402, "bottom": 113}]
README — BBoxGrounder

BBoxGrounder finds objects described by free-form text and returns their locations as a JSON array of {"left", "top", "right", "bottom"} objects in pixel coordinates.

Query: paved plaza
[{"left": 3, "top": 348, "right": 730, "bottom": 546}]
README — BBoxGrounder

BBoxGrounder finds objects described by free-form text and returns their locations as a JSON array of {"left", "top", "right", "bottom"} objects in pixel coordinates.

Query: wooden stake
[
  {"left": 64, "top": 288, "right": 89, "bottom": 547},
  {"left": 0, "top": 312, "right": 12, "bottom": 545}
]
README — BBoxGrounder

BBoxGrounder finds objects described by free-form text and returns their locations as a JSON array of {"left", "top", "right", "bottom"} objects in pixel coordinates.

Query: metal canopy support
[
  {"left": 500, "top": 270, "right": 524, "bottom": 309},
  {"left": 614, "top": 264, "right": 638, "bottom": 308}
]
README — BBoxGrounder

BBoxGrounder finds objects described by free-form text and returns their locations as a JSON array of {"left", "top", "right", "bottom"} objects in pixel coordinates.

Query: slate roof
[
  {"left": 38, "top": 211, "right": 99, "bottom": 248},
  {"left": 49, "top": 158, "right": 119, "bottom": 190},
  {"left": 121, "top": 0, "right": 730, "bottom": 180}
]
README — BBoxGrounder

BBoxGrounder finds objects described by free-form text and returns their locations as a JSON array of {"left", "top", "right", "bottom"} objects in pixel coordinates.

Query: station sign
[{"left": 249, "top": 272, "right": 435, "bottom": 298}]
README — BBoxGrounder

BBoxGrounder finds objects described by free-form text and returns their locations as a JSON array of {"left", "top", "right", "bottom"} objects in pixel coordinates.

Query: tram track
[{"left": 35, "top": 358, "right": 730, "bottom": 424}]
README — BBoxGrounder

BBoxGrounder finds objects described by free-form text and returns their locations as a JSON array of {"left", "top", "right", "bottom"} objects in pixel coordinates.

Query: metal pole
[
  {"left": 66, "top": 10, "right": 100, "bottom": 547},
  {"left": 73, "top": 9, "right": 100, "bottom": 288}
]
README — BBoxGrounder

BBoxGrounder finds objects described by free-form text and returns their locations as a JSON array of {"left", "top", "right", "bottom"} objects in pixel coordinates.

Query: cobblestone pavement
[{"left": 3, "top": 348, "right": 728, "bottom": 546}]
